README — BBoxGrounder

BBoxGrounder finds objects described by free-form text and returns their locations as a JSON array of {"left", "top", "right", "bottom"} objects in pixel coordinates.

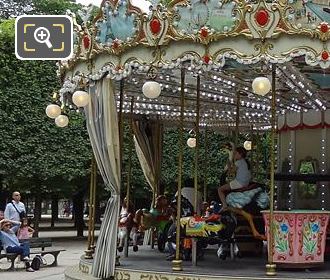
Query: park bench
[{"left": 0, "top": 237, "right": 65, "bottom": 270}]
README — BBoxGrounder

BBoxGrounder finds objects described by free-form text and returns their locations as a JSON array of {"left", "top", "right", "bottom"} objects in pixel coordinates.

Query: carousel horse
[
  {"left": 134, "top": 195, "right": 172, "bottom": 252},
  {"left": 117, "top": 198, "right": 139, "bottom": 252},
  {"left": 220, "top": 143, "right": 269, "bottom": 240},
  {"left": 171, "top": 197, "right": 238, "bottom": 260}
]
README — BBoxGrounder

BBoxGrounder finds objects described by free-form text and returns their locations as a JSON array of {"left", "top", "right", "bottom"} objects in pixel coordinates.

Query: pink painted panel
[{"left": 263, "top": 211, "right": 329, "bottom": 264}]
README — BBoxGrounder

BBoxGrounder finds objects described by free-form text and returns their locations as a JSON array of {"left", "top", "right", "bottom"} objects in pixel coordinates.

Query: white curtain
[
  {"left": 132, "top": 121, "right": 163, "bottom": 246},
  {"left": 84, "top": 78, "right": 120, "bottom": 279}
]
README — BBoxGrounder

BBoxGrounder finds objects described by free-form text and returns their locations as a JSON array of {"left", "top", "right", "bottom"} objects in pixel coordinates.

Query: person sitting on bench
[
  {"left": 218, "top": 146, "right": 251, "bottom": 211},
  {"left": 0, "top": 219, "right": 34, "bottom": 272}
]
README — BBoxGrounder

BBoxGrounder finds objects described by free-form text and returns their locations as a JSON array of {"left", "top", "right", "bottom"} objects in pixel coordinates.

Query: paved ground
[{"left": 0, "top": 238, "right": 88, "bottom": 280}]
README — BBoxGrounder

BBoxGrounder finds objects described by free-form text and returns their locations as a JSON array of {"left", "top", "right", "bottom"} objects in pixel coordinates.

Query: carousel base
[{"left": 65, "top": 246, "right": 330, "bottom": 280}]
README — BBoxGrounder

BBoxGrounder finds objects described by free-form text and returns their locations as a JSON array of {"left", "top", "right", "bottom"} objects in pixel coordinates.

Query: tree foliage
[{"left": 0, "top": 18, "right": 91, "bottom": 197}]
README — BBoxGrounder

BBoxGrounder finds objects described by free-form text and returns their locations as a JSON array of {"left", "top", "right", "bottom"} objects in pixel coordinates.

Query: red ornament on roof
[
  {"left": 113, "top": 40, "right": 120, "bottom": 49},
  {"left": 320, "top": 23, "right": 329, "bottom": 33},
  {"left": 255, "top": 9, "right": 269, "bottom": 27},
  {"left": 321, "top": 50, "right": 329, "bottom": 61},
  {"left": 150, "top": 18, "right": 161, "bottom": 35},
  {"left": 203, "top": 55, "right": 211, "bottom": 64},
  {"left": 200, "top": 27, "right": 208, "bottom": 38},
  {"left": 83, "top": 35, "right": 90, "bottom": 49}
]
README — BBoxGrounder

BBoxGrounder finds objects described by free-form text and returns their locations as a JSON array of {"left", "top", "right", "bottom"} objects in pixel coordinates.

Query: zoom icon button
[{"left": 15, "top": 15, "right": 73, "bottom": 60}]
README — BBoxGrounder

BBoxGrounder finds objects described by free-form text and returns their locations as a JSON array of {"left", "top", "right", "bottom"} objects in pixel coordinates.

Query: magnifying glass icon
[{"left": 34, "top": 27, "right": 53, "bottom": 49}]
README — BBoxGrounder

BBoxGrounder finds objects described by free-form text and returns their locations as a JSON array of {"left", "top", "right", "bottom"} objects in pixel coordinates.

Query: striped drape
[{"left": 85, "top": 78, "right": 120, "bottom": 278}]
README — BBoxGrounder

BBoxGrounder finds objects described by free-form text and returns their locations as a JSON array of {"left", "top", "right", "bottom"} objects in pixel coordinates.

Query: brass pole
[
  {"left": 119, "top": 79, "right": 125, "bottom": 179},
  {"left": 250, "top": 125, "right": 254, "bottom": 175},
  {"left": 235, "top": 92, "right": 240, "bottom": 146},
  {"left": 85, "top": 156, "right": 96, "bottom": 259},
  {"left": 116, "top": 79, "right": 124, "bottom": 266},
  {"left": 124, "top": 97, "right": 134, "bottom": 257},
  {"left": 90, "top": 158, "right": 97, "bottom": 251},
  {"left": 266, "top": 64, "right": 277, "bottom": 276},
  {"left": 172, "top": 68, "right": 185, "bottom": 272},
  {"left": 126, "top": 97, "right": 134, "bottom": 208},
  {"left": 194, "top": 75, "right": 200, "bottom": 213},
  {"left": 203, "top": 128, "right": 208, "bottom": 201}
]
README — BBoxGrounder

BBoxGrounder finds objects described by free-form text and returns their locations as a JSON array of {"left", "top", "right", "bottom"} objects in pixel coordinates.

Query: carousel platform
[{"left": 65, "top": 245, "right": 330, "bottom": 280}]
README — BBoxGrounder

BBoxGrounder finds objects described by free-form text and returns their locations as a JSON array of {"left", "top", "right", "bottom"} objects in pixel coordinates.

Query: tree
[
  {"left": 0, "top": 0, "right": 33, "bottom": 19},
  {"left": 0, "top": 17, "right": 92, "bottom": 235}
]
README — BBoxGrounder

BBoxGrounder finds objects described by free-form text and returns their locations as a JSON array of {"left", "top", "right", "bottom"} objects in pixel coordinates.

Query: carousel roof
[{"left": 56, "top": 0, "right": 330, "bottom": 129}]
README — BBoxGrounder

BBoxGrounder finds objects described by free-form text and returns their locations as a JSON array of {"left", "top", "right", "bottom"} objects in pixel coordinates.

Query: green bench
[{"left": 0, "top": 237, "right": 65, "bottom": 270}]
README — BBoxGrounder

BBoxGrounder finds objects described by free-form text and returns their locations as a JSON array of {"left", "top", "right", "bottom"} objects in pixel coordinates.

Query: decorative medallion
[
  {"left": 150, "top": 18, "right": 161, "bottom": 35},
  {"left": 143, "top": 7, "right": 169, "bottom": 46},
  {"left": 255, "top": 9, "right": 269, "bottom": 26},
  {"left": 245, "top": 3, "right": 280, "bottom": 39}
]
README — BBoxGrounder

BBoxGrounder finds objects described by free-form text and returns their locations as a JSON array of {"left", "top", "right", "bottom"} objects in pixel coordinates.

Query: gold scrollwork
[
  {"left": 140, "top": 273, "right": 170, "bottom": 280},
  {"left": 79, "top": 263, "right": 90, "bottom": 274},
  {"left": 115, "top": 270, "right": 131, "bottom": 280}
]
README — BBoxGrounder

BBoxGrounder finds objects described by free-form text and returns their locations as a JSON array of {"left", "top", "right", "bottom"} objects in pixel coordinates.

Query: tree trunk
[
  {"left": 51, "top": 196, "right": 59, "bottom": 228},
  {"left": 73, "top": 191, "right": 85, "bottom": 237},
  {"left": 33, "top": 194, "right": 42, "bottom": 237}
]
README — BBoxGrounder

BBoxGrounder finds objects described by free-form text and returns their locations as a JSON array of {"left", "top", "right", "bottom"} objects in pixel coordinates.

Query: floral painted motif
[
  {"left": 273, "top": 222, "right": 289, "bottom": 253},
  {"left": 302, "top": 222, "right": 320, "bottom": 255}
]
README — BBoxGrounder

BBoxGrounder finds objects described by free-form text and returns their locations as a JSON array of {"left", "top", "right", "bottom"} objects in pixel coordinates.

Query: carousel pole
[
  {"left": 203, "top": 128, "right": 208, "bottom": 201},
  {"left": 85, "top": 156, "right": 96, "bottom": 259},
  {"left": 192, "top": 74, "right": 201, "bottom": 266},
  {"left": 124, "top": 97, "right": 134, "bottom": 258},
  {"left": 266, "top": 63, "right": 277, "bottom": 276},
  {"left": 90, "top": 157, "right": 97, "bottom": 252},
  {"left": 119, "top": 79, "right": 125, "bottom": 173},
  {"left": 116, "top": 79, "right": 125, "bottom": 266},
  {"left": 194, "top": 75, "right": 200, "bottom": 213},
  {"left": 172, "top": 67, "right": 185, "bottom": 272},
  {"left": 235, "top": 92, "right": 240, "bottom": 145}
]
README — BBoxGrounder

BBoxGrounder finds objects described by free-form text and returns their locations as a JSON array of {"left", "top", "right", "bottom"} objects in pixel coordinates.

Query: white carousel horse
[{"left": 118, "top": 204, "right": 139, "bottom": 252}]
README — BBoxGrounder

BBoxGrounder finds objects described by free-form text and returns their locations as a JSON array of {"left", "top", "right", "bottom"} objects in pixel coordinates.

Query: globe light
[
  {"left": 252, "top": 77, "right": 271, "bottom": 96},
  {"left": 187, "top": 137, "right": 196, "bottom": 148},
  {"left": 72, "top": 90, "right": 90, "bottom": 107},
  {"left": 244, "top": 140, "right": 252, "bottom": 151},
  {"left": 142, "top": 81, "right": 161, "bottom": 99},
  {"left": 55, "top": 115, "right": 69, "bottom": 128},
  {"left": 45, "top": 104, "right": 61, "bottom": 119}
]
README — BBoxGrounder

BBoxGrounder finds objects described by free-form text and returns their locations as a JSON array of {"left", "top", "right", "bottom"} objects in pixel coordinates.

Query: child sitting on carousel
[{"left": 217, "top": 146, "right": 251, "bottom": 211}]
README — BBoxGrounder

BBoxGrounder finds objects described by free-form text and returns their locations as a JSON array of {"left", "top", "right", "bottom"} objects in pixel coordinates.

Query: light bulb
[
  {"left": 55, "top": 115, "right": 69, "bottom": 128},
  {"left": 142, "top": 81, "right": 161, "bottom": 99},
  {"left": 45, "top": 104, "right": 61, "bottom": 119},
  {"left": 252, "top": 77, "right": 271, "bottom": 96},
  {"left": 72, "top": 90, "right": 90, "bottom": 107}
]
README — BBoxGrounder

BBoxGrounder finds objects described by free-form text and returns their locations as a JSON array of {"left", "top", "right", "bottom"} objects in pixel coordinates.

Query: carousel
[{"left": 45, "top": 0, "right": 330, "bottom": 279}]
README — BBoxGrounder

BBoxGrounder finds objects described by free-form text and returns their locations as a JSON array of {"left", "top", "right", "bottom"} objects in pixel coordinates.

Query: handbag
[
  {"left": 31, "top": 255, "right": 42, "bottom": 270},
  {"left": 11, "top": 202, "right": 26, "bottom": 219}
]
